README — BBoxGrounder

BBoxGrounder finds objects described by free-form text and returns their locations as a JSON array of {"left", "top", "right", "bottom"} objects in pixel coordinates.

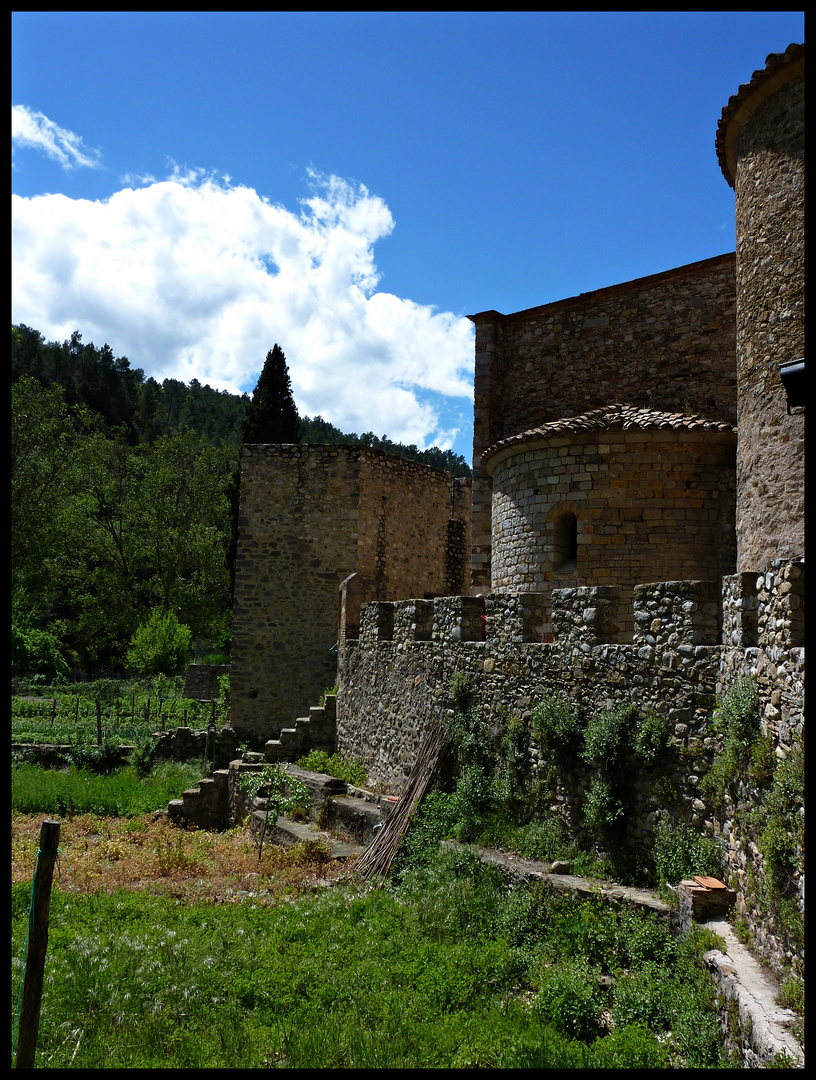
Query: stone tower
[{"left": 716, "top": 43, "right": 805, "bottom": 572}]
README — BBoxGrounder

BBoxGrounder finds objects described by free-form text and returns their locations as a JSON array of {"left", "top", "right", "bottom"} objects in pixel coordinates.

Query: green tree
[
  {"left": 11, "top": 374, "right": 94, "bottom": 606},
  {"left": 241, "top": 344, "right": 300, "bottom": 444},
  {"left": 125, "top": 608, "right": 193, "bottom": 676}
]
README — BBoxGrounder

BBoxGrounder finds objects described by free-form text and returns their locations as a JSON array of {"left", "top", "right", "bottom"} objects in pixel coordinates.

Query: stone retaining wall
[{"left": 337, "top": 562, "right": 803, "bottom": 977}]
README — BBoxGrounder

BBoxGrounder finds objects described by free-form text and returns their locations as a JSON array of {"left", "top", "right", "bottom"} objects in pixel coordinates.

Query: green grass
[
  {"left": 11, "top": 760, "right": 204, "bottom": 818},
  {"left": 11, "top": 850, "right": 732, "bottom": 1069},
  {"left": 295, "top": 749, "right": 367, "bottom": 787}
]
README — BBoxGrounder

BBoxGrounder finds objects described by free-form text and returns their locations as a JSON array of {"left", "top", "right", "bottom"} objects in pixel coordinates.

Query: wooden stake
[{"left": 15, "top": 819, "right": 61, "bottom": 1069}]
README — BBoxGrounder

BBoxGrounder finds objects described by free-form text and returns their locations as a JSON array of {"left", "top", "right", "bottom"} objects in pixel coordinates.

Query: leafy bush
[
  {"left": 449, "top": 671, "right": 472, "bottom": 711},
  {"left": 611, "top": 962, "right": 673, "bottom": 1030},
  {"left": 12, "top": 623, "right": 70, "bottom": 679},
  {"left": 652, "top": 817, "right": 723, "bottom": 886},
  {"left": 534, "top": 963, "right": 604, "bottom": 1042},
  {"left": 238, "top": 764, "right": 310, "bottom": 829},
  {"left": 126, "top": 609, "right": 193, "bottom": 676},
  {"left": 531, "top": 690, "right": 584, "bottom": 753},
  {"left": 581, "top": 704, "right": 636, "bottom": 767},
  {"left": 582, "top": 775, "right": 625, "bottom": 840},
  {"left": 633, "top": 712, "right": 671, "bottom": 761},
  {"left": 295, "top": 750, "right": 366, "bottom": 788}
]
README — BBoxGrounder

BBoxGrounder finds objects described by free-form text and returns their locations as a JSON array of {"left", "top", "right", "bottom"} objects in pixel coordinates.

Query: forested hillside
[{"left": 12, "top": 325, "right": 470, "bottom": 677}]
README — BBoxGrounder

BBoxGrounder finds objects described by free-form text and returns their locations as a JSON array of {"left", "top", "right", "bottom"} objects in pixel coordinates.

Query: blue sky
[{"left": 12, "top": 11, "right": 804, "bottom": 461}]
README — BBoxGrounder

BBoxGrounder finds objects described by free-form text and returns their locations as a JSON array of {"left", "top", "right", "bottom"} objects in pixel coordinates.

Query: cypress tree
[
  {"left": 241, "top": 344, "right": 301, "bottom": 445},
  {"left": 229, "top": 345, "right": 300, "bottom": 600}
]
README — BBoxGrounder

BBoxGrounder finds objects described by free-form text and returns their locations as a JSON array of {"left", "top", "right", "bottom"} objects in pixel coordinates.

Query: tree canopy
[{"left": 12, "top": 324, "right": 470, "bottom": 675}]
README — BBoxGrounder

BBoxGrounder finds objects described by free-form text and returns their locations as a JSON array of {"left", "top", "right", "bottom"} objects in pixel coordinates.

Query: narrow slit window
[{"left": 555, "top": 512, "right": 578, "bottom": 572}]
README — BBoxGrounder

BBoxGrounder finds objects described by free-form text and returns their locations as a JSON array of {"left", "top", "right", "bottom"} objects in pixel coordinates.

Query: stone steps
[
  {"left": 265, "top": 696, "right": 337, "bottom": 763},
  {"left": 250, "top": 810, "right": 364, "bottom": 859}
]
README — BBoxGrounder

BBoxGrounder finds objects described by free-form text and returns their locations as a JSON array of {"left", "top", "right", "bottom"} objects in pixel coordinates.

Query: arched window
[{"left": 554, "top": 512, "right": 578, "bottom": 572}]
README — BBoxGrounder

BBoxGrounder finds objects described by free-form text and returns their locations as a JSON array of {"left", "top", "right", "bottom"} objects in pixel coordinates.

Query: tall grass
[
  {"left": 11, "top": 850, "right": 730, "bottom": 1069},
  {"left": 11, "top": 761, "right": 203, "bottom": 818}
]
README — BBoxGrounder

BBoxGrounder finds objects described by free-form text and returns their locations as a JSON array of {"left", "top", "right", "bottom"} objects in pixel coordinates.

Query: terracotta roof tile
[
  {"left": 716, "top": 43, "right": 805, "bottom": 187},
  {"left": 481, "top": 403, "right": 735, "bottom": 469}
]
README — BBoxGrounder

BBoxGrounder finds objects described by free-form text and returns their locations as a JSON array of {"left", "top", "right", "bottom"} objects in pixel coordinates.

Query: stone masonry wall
[
  {"left": 733, "top": 72, "right": 805, "bottom": 573},
  {"left": 337, "top": 563, "right": 802, "bottom": 976},
  {"left": 356, "top": 448, "right": 457, "bottom": 601},
  {"left": 231, "top": 444, "right": 471, "bottom": 741},
  {"left": 231, "top": 445, "right": 362, "bottom": 741},
  {"left": 469, "top": 254, "right": 737, "bottom": 591},
  {"left": 487, "top": 428, "right": 735, "bottom": 636}
]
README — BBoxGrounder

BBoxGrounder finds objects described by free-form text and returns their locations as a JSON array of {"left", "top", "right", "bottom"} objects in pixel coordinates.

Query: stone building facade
[
  {"left": 483, "top": 405, "right": 736, "bottom": 638},
  {"left": 716, "top": 44, "right": 805, "bottom": 573},
  {"left": 469, "top": 254, "right": 738, "bottom": 593},
  {"left": 230, "top": 443, "right": 470, "bottom": 739},
  {"left": 334, "top": 43, "right": 805, "bottom": 978}
]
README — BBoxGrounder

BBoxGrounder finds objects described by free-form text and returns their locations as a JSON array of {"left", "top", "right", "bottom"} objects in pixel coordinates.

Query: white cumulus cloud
[
  {"left": 11, "top": 165, "right": 474, "bottom": 450},
  {"left": 12, "top": 105, "right": 101, "bottom": 169}
]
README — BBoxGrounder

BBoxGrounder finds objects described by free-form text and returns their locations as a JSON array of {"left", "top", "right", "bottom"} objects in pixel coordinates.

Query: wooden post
[{"left": 15, "top": 819, "right": 61, "bottom": 1069}]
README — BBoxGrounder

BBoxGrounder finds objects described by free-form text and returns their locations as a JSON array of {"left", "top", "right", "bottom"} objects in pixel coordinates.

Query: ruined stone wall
[
  {"left": 231, "top": 445, "right": 361, "bottom": 740},
  {"left": 732, "top": 70, "right": 805, "bottom": 572},
  {"left": 487, "top": 427, "right": 736, "bottom": 636},
  {"left": 470, "top": 255, "right": 737, "bottom": 591},
  {"left": 231, "top": 444, "right": 471, "bottom": 741}
]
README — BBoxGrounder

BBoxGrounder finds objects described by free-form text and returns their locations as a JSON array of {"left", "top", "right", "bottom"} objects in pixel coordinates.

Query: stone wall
[
  {"left": 725, "top": 48, "right": 805, "bottom": 573},
  {"left": 336, "top": 562, "right": 803, "bottom": 976},
  {"left": 231, "top": 443, "right": 471, "bottom": 741},
  {"left": 183, "top": 664, "right": 230, "bottom": 701},
  {"left": 469, "top": 255, "right": 737, "bottom": 591},
  {"left": 486, "top": 425, "right": 735, "bottom": 636}
]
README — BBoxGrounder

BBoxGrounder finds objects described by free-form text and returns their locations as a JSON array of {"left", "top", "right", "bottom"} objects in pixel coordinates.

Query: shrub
[
  {"left": 611, "top": 962, "right": 673, "bottom": 1031},
  {"left": 531, "top": 690, "right": 584, "bottom": 753},
  {"left": 581, "top": 704, "right": 636, "bottom": 768},
  {"left": 449, "top": 670, "right": 473, "bottom": 712},
  {"left": 652, "top": 817, "right": 723, "bottom": 886},
  {"left": 582, "top": 775, "right": 625, "bottom": 840},
  {"left": 126, "top": 609, "right": 193, "bottom": 676},
  {"left": 633, "top": 712, "right": 671, "bottom": 762},
  {"left": 296, "top": 750, "right": 366, "bottom": 788},
  {"left": 238, "top": 763, "right": 310, "bottom": 830},
  {"left": 11, "top": 623, "right": 69, "bottom": 679},
  {"left": 535, "top": 963, "right": 604, "bottom": 1042}
]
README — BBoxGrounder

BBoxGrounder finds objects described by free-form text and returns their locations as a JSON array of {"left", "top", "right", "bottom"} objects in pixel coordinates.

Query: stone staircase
[
  {"left": 167, "top": 752, "right": 396, "bottom": 861},
  {"left": 264, "top": 694, "right": 337, "bottom": 763}
]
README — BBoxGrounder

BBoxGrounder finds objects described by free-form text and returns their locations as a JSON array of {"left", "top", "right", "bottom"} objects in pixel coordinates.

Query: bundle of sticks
[{"left": 352, "top": 719, "right": 449, "bottom": 882}]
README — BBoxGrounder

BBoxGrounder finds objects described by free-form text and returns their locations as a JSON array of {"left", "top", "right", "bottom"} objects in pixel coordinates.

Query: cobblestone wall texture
[
  {"left": 231, "top": 444, "right": 469, "bottom": 740},
  {"left": 338, "top": 562, "right": 803, "bottom": 977}
]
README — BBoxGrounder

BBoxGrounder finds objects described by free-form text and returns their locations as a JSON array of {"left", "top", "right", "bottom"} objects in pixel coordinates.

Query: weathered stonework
[
  {"left": 469, "top": 255, "right": 737, "bottom": 591},
  {"left": 338, "top": 561, "right": 803, "bottom": 977},
  {"left": 231, "top": 444, "right": 470, "bottom": 740},
  {"left": 484, "top": 411, "right": 735, "bottom": 636},
  {"left": 717, "top": 44, "right": 805, "bottom": 573}
]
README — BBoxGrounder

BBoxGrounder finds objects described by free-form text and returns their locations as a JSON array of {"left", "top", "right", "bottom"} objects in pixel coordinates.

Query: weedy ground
[{"left": 11, "top": 812, "right": 347, "bottom": 905}]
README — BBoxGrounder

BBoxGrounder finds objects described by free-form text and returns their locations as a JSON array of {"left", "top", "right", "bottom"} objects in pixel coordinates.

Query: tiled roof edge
[{"left": 716, "top": 43, "right": 805, "bottom": 188}]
